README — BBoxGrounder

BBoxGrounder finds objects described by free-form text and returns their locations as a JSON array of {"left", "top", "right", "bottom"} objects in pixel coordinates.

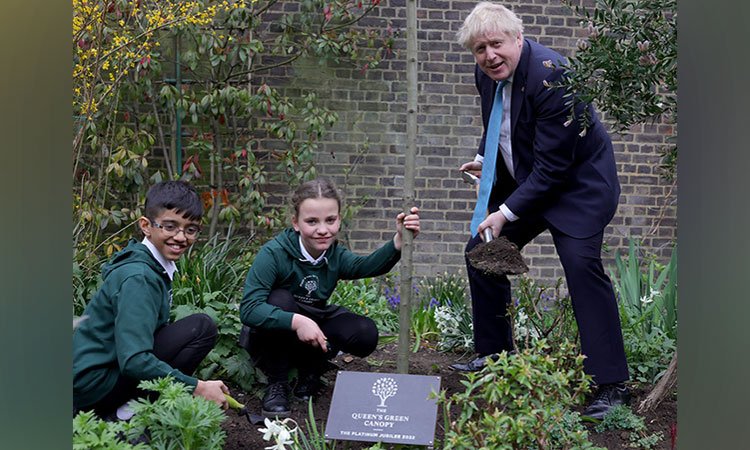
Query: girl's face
[{"left": 292, "top": 197, "right": 341, "bottom": 259}]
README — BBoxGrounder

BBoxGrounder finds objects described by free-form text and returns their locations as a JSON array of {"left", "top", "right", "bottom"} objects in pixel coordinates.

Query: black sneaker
[
  {"left": 262, "top": 382, "right": 291, "bottom": 418},
  {"left": 582, "top": 382, "right": 631, "bottom": 420},
  {"left": 294, "top": 373, "right": 324, "bottom": 401}
]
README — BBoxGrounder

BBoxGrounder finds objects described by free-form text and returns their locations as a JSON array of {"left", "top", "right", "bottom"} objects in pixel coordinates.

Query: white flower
[
  {"left": 258, "top": 418, "right": 298, "bottom": 450},
  {"left": 640, "top": 290, "right": 660, "bottom": 305},
  {"left": 258, "top": 418, "right": 284, "bottom": 442}
]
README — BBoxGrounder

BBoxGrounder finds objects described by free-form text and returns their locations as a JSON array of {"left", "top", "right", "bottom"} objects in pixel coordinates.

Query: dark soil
[
  {"left": 221, "top": 342, "right": 677, "bottom": 449},
  {"left": 466, "top": 236, "right": 529, "bottom": 277}
]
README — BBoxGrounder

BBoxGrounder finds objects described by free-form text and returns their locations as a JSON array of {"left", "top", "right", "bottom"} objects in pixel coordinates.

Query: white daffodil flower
[{"left": 258, "top": 417, "right": 284, "bottom": 442}]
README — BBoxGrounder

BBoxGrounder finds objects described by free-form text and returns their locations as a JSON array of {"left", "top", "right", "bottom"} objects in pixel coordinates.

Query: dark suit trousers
[{"left": 465, "top": 215, "right": 630, "bottom": 385}]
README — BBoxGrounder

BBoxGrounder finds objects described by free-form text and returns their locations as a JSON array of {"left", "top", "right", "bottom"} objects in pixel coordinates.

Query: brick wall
[{"left": 256, "top": 0, "right": 677, "bottom": 288}]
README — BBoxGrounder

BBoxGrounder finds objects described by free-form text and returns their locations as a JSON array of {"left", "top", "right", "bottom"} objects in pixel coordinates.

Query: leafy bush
[
  {"left": 73, "top": 377, "right": 227, "bottom": 450},
  {"left": 73, "top": 411, "right": 147, "bottom": 450},
  {"left": 595, "top": 405, "right": 664, "bottom": 449},
  {"left": 411, "top": 273, "right": 470, "bottom": 351},
  {"left": 73, "top": 253, "right": 107, "bottom": 316},
  {"left": 433, "top": 301, "right": 474, "bottom": 352},
  {"left": 126, "top": 377, "right": 227, "bottom": 449},
  {"left": 329, "top": 277, "right": 399, "bottom": 335},
  {"left": 436, "top": 339, "right": 601, "bottom": 450},
  {"left": 610, "top": 240, "right": 677, "bottom": 383},
  {"left": 510, "top": 276, "right": 579, "bottom": 352},
  {"left": 171, "top": 232, "right": 259, "bottom": 391},
  {"left": 426, "top": 273, "right": 473, "bottom": 352}
]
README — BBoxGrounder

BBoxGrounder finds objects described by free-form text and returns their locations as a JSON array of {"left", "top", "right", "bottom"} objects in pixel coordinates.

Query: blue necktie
[{"left": 470, "top": 79, "right": 508, "bottom": 236}]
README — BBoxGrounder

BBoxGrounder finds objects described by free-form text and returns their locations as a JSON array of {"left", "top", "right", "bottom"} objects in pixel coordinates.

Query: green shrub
[
  {"left": 126, "top": 377, "right": 227, "bottom": 449},
  {"left": 433, "top": 300, "right": 474, "bottom": 352},
  {"left": 330, "top": 273, "right": 472, "bottom": 352},
  {"left": 330, "top": 277, "right": 399, "bottom": 335},
  {"left": 436, "top": 339, "right": 602, "bottom": 450},
  {"left": 73, "top": 251, "right": 108, "bottom": 316},
  {"left": 172, "top": 232, "right": 260, "bottom": 391},
  {"left": 610, "top": 240, "right": 677, "bottom": 383},
  {"left": 510, "top": 276, "right": 579, "bottom": 353},
  {"left": 73, "top": 377, "right": 226, "bottom": 450},
  {"left": 413, "top": 273, "right": 470, "bottom": 351},
  {"left": 73, "top": 411, "right": 147, "bottom": 450},
  {"left": 595, "top": 405, "right": 663, "bottom": 449}
]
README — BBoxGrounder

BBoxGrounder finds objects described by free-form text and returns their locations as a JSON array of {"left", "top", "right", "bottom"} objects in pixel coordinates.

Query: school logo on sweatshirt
[{"left": 300, "top": 275, "right": 319, "bottom": 296}]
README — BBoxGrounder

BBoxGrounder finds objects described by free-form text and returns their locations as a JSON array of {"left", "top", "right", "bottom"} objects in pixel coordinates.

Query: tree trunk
[
  {"left": 396, "top": 0, "right": 418, "bottom": 374},
  {"left": 638, "top": 351, "right": 677, "bottom": 413}
]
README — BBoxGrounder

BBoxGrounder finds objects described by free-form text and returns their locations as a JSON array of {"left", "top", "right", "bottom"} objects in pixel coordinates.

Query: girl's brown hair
[{"left": 291, "top": 177, "right": 342, "bottom": 216}]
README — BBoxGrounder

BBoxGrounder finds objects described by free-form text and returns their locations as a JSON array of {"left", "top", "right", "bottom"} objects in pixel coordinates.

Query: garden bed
[{"left": 221, "top": 342, "right": 677, "bottom": 450}]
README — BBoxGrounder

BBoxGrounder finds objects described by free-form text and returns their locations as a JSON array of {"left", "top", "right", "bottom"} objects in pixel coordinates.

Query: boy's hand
[
  {"left": 393, "top": 206, "right": 421, "bottom": 251},
  {"left": 291, "top": 314, "right": 328, "bottom": 352},
  {"left": 194, "top": 380, "right": 229, "bottom": 409}
]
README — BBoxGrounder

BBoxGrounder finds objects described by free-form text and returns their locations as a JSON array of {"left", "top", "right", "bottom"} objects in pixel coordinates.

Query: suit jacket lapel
[{"left": 510, "top": 39, "right": 530, "bottom": 153}]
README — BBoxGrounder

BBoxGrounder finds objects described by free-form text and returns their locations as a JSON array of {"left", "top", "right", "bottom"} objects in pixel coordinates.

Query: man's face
[{"left": 471, "top": 31, "right": 523, "bottom": 81}]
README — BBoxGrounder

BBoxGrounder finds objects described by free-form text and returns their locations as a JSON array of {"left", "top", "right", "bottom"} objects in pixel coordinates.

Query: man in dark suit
[{"left": 451, "top": 2, "right": 630, "bottom": 419}]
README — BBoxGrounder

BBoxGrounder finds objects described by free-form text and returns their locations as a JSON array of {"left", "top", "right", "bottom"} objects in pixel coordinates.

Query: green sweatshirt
[
  {"left": 73, "top": 239, "right": 197, "bottom": 409},
  {"left": 240, "top": 228, "right": 401, "bottom": 330}
]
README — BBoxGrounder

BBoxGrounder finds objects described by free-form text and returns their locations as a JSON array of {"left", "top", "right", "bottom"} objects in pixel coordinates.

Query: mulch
[{"left": 221, "top": 342, "right": 676, "bottom": 449}]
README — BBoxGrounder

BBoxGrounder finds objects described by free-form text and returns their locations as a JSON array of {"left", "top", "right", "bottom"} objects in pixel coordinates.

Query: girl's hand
[
  {"left": 393, "top": 206, "right": 420, "bottom": 250},
  {"left": 291, "top": 314, "right": 328, "bottom": 352}
]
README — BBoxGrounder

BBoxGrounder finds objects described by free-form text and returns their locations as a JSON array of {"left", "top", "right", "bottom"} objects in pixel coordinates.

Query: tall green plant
[
  {"left": 422, "top": 273, "right": 473, "bottom": 352},
  {"left": 329, "top": 277, "right": 399, "bottom": 336},
  {"left": 610, "top": 240, "right": 677, "bottom": 382},
  {"left": 73, "top": 0, "right": 395, "bottom": 272},
  {"left": 610, "top": 240, "right": 677, "bottom": 340},
  {"left": 171, "top": 231, "right": 259, "bottom": 391},
  {"left": 554, "top": 0, "right": 677, "bottom": 178},
  {"left": 509, "top": 276, "right": 580, "bottom": 352}
]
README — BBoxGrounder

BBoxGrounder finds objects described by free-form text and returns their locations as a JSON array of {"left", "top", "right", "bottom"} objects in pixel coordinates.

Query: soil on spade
[
  {"left": 221, "top": 342, "right": 677, "bottom": 450},
  {"left": 466, "top": 236, "right": 529, "bottom": 277}
]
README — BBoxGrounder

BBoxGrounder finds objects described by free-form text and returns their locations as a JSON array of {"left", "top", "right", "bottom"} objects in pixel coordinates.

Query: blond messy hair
[{"left": 456, "top": 2, "right": 524, "bottom": 50}]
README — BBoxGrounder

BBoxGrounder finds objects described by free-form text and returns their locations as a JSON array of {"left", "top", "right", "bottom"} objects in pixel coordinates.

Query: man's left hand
[{"left": 478, "top": 210, "right": 508, "bottom": 240}]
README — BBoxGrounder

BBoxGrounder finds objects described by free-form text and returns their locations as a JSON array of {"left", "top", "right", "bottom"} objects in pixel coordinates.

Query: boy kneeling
[{"left": 73, "top": 181, "right": 228, "bottom": 420}]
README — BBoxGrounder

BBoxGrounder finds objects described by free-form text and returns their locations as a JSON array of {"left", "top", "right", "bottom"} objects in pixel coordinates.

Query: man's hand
[
  {"left": 459, "top": 161, "right": 483, "bottom": 178},
  {"left": 291, "top": 314, "right": 328, "bottom": 352},
  {"left": 194, "top": 380, "right": 229, "bottom": 409},
  {"left": 393, "top": 207, "right": 421, "bottom": 250},
  {"left": 478, "top": 210, "right": 508, "bottom": 240}
]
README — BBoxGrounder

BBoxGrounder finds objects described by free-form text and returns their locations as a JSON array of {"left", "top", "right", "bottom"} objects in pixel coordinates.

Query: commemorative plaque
[{"left": 324, "top": 371, "right": 441, "bottom": 446}]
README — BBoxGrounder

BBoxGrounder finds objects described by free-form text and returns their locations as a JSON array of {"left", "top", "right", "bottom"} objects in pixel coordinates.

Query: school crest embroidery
[{"left": 300, "top": 275, "right": 319, "bottom": 296}]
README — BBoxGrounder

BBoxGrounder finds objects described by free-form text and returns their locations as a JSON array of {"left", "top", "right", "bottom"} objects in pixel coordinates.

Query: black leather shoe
[
  {"left": 582, "top": 383, "right": 631, "bottom": 420},
  {"left": 294, "top": 372, "right": 324, "bottom": 401},
  {"left": 449, "top": 353, "right": 499, "bottom": 372},
  {"left": 262, "top": 382, "right": 291, "bottom": 418}
]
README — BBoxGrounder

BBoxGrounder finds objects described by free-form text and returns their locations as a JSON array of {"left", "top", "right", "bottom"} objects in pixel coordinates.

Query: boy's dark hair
[
  {"left": 144, "top": 180, "right": 203, "bottom": 221},
  {"left": 291, "top": 178, "right": 342, "bottom": 216}
]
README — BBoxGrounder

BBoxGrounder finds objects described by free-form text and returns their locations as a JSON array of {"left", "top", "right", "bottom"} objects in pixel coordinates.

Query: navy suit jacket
[{"left": 477, "top": 39, "right": 620, "bottom": 239}]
